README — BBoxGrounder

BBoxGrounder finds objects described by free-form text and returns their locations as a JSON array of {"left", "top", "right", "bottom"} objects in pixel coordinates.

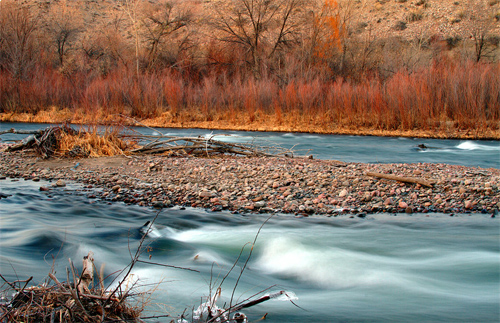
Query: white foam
[
  {"left": 254, "top": 237, "right": 409, "bottom": 289},
  {"left": 456, "top": 141, "right": 500, "bottom": 151}
]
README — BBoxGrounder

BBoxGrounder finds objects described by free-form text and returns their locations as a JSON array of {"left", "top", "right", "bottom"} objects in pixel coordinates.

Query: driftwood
[
  {"left": 365, "top": 171, "right": 434, "bottom": 187},
  {"left": 1, "top": 126, "right": 302, "bottom": 158},
  {"left": 3, "top": 125, "right": 78, "bottom": 157},
  {"left": 77, "top": 251, "right": 94, "bottom": 295},
  {"left": 130, "top": 134, "right": 299, "bottom": 157}
]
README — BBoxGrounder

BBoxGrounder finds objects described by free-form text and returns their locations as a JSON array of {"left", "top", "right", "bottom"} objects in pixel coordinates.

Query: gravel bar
[{"left": 1, "top": 150, "right": 499, "bottom": 217}]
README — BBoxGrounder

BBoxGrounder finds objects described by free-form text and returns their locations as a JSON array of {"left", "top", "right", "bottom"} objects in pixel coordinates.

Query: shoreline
[
  {"left": 2, "top": 113, "right": 499, "bottom": 141},
  {"left": 1, "top": 151, "right": 498, "bottom": 217}
]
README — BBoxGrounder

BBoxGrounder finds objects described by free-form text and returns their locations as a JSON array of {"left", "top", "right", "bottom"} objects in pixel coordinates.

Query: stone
[
  {"left": 339, "top": 189, "right": 348, "bottom": 197},
  {"left": 112, "top": 185, "right": 121, "bottom": 192},
  {"left": 399, "top": 201, "right": 408, "bottom": 208},
  {"left": 254, "top": 201, "right": 266, "bottom": 208},
  {"left": 384, "top": 198, "right": 393, "bottom": 205},
  {"left": 199, "top": 191, "right": 215, "bottom": 198},
  {"left": 55, "top": 179, "right": 66, "bottom": 187}
]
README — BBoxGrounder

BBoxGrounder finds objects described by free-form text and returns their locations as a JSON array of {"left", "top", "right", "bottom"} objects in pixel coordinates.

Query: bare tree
[
  {"left": 121, "top": 0, "right": 142, "bottom": 77},
  {"left": 45, "top": 0, "right": 83, "bottom": 66},
  {"left": 141, "top": 0, "right": 192, "bottom": 70},
  {"left": 463, "top": 0, "right": 497, "bottom": 62},
  {"left": 210, "top": 0, "right": 306, "bottom": 77},
  {"left": 0, "top": 1, "right": 40, "bottom": 79}
]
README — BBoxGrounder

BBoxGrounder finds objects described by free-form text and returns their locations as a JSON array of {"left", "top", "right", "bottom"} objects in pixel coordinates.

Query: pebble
[{"left": 339, "top": 189, "right": 348, "bottom": 197}]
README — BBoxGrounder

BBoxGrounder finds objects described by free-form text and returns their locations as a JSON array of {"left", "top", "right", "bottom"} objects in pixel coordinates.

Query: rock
[
  {"left": 339, "top": 189, "right": 348, "bottom": 197},
  {"left": 399, "top": 201, "right": 408, "bottom": 208},
  {"left": 384, "top": 197, "right": 393, "bottom": 205},
  {"left": 40, "top": 186, "right": 50, "bottom": 191},
  {"left": 199, "top": 191, "right": 215, "bottom": 198},
  {"left": 405, "top": 207, "right": 413, "bottom": 214},
  {"left": 112, "top": 185, "right": 121, "bottom": 192},
  {"left": 54, "top": 179, "right": 66, "bottom": 187},
  {"left": 254, "top": 201, "right": 266, "bottom": 208},
  {"left": 464, "top": 200, "right": 472, "bottom": 209},
  {"left": 153, "top": 201, "right": 164, "bottom": 208}
]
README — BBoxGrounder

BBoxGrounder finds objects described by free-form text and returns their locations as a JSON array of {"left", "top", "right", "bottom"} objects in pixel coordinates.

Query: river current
[{"left": 0, "top": 122, "right": 499, "bottom": 322}]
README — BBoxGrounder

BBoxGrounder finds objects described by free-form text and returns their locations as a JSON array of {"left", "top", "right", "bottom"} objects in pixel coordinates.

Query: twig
[
  {"left": 228, "top": 214, "right": 274, "bottom": 316},
  {"left": 104, "top": 211, "right": 161, "bottom": 306},
  {"left": 136, "top": 260, "right": 200, "bottom": 273}
]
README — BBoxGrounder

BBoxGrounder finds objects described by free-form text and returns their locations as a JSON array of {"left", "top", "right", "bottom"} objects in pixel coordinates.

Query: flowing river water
[{"left": 1, "top": 123, "right": 499, "bottom": 322}]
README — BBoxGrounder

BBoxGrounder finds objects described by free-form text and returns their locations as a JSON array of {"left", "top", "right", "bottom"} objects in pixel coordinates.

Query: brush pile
[
  {"left": 3, "top": 125, "right": 135, "bottom": 158},
  {"left": 0, "top": 252, "right": 145, "bottom": 323},
  {"left": 129, "top": 133, "right": 299, "bottom": 157},
  {"left": 1, "top": 125, "right": 301, "bottom": 159}
]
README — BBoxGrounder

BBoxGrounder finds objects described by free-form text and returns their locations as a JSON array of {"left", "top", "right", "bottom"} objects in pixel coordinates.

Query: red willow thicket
[
  {"left": 0, "top": 0, "right": 499, "bottom": 137},
  {"left": 1, "top": 59, "right": 499, "bottom": 134}
]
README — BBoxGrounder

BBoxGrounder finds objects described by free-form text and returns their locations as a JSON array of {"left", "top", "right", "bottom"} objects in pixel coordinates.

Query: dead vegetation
[
  {"left": 0, "top": 253, "right": 147, "bottom": 322},
  {"left": 2, "top": 125, "right": 136, "bottom": 158},
  {"left": 1, "top": 125, "right": 301, "bottom": 158}
]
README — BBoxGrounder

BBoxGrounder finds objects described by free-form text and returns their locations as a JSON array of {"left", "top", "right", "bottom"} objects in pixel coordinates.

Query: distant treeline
[{"left": 0, "top": 0, "right": 498, "bottom": 135}]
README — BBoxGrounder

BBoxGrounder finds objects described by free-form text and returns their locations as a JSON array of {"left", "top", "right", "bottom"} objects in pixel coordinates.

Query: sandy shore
[{"left": 0, "top": 150, "right": 499, "bottom": 216}]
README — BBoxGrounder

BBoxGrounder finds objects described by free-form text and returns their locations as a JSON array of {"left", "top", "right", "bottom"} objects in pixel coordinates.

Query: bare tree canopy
[{"left": 210, "top": 0, "right": 307, "bottom": 76}]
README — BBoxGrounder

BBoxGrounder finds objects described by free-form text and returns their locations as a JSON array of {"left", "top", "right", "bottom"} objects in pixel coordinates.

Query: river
[
  {"left": 1, "top": 122, "right": 499, "bottom": 322},
  {"left": 1, "top": 122, "right": 499, "bottom": 168}
]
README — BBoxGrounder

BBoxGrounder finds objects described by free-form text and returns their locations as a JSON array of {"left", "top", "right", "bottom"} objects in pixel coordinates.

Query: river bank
[
  {"left": 2, "top": 111, "right": 499, "bottom": 140},
  {"left": 1, "top": 149, "right": 498, "bottom": 216}
]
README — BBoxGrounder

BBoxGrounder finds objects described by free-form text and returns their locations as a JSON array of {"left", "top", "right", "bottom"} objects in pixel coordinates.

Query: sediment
[{"left": 0, "top": 150, "right": 499, "bottom": 216}]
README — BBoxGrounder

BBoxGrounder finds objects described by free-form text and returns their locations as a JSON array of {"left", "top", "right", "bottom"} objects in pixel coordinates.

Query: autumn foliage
[{"left": 0, "top": 0, "right": 499, "bottom": 138}]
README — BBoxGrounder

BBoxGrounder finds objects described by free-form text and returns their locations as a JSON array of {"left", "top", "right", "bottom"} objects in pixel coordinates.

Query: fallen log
[{"left": 365, "top": 171, "right": 434, "bottom": 187}]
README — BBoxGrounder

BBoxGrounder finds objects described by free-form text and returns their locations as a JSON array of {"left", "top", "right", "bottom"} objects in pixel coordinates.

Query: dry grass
[
  {"left": 57, "top": 127, "right": 136, "bottom": 157},
  {"left": 3, "top": 125, "right": 138, "bottom": 158}
]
